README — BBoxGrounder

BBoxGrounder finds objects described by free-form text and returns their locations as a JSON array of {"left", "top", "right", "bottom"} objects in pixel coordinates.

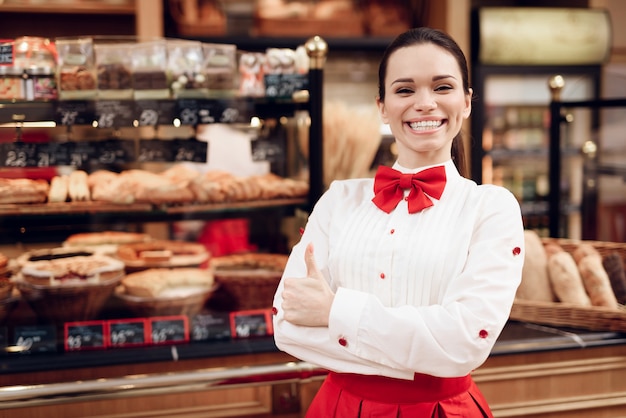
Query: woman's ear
[
  {"left": 463, "top": 88, "right": 473, "bottom": 119},
  {"left": 376, "top": 96, "right": 389, "bottom": 124}
]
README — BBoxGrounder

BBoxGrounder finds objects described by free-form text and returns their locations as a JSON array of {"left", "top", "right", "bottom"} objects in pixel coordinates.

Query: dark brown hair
[{"left": 377, "top": 27, "right": 471, "bottom": 177}]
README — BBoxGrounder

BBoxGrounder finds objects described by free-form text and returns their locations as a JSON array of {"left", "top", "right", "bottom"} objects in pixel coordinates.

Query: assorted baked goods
[
  {"left": 0, "top": 178, "right": 49, "bottom": 204},
  {"left": 63, "top": 231, "right": 153, "bottom": 255},
  {"left": 120, "top": 267, "right": 215, "bottom": 298},
  {"left": 19, "top": 254, "right": 125, "bottom": 286},
  {"left": 518, "top": 233, "right": 626, "bottom": 310},
  {"left": 116, "top": 239, "right": 210, "bottom": 270}
]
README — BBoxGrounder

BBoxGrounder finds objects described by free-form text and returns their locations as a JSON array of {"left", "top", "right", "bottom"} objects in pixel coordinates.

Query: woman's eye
[
  {"left": 435, "top": 85, "right": 453, "bottom": 92},
  {"left": 395, "top": 87, "right": 414, "bottom": 94}
]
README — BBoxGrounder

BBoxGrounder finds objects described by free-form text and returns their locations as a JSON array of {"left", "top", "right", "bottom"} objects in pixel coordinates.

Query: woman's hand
[{"left": 281, "top": 243, "right": 335, "bottom": 327}]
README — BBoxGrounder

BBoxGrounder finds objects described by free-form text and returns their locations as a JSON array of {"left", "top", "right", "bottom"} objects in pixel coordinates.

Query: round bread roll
[
  {"left": 121, "top": 267, "right": 214, "bottom": 298},
  {"left": 517, "top": 230, "right": 555, "bottom": 302}
]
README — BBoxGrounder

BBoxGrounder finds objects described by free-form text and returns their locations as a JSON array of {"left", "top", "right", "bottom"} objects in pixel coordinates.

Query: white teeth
[{"left": 409, "top": 120, "right": 442, "bottom": 130}]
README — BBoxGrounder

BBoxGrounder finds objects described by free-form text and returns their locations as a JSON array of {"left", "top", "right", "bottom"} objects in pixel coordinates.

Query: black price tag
[
  {"left": 149, "top": 316, "right": 189, "bottom": 344},
  {"left": 195, "top": 99, "right": 251, "bottom": 124},
  {"left": 64, "top": 321, "right": 106, "bottom": 351},
  {"left": 230, "top": 309, "right": 273, "bottom": 338},
  {"left": 95, "top": 100, "right": 135, "bottom": 128},
  {"left": 96, "top": 139, "right": 136, "bottom": 165},
  {"left": 0, "top": 41, "right": 14, "bottom": 66},
  {"left": 55, "top": 100, "right": 96, "bottom": 126},
  {"left": 0, "top": 327, "right": 7, "bottom": 356},
  {"left": 251, "top": 139, "right": 284, "bottom": 163},
  {"left": 176, "top": 99, "right": 200, "bottom": 126},
  {"left": 264, "top": 74, "right": 309, "bottom": 98},
  {"left": 13, "top": 325, "right": 57, "bottom": 354},
  {"left": 215, "top": 98, "right": 253, "bottom": 124},
  {"left": 135, "top": 99, "right": 177, "bottom": 126},
  {"left": 172, "top": 138, "right": 208, "bottom": 163},
  {"left": 0, "top": 142, "right": 38, "bottom": 167},
  {"left": 36, "top": 142, "right": 70, "bottom": 167},
  {"left": 67, "top": 141, "right": 98, "bottom": 168},
  {"left": 191, "top": 312, "right": 231, "bottom": 342},
  {"left": 137, "top": 139, "right": 172, "bottom": 162},
  {"left": 107, "top": 319, "right": 147, "bottom": 347}
]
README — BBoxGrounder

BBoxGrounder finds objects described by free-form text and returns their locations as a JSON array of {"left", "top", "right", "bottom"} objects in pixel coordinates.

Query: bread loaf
[
  {"left": 517, "top": 230, "right": 555, "bottom": 301},
  {"left": 577, "top": 254, "right": 619, "bottom": 308},
  {"left": 603, "top": 253, "right": 626, "bottom": 305},
  {"left": 547, "top": 250, "right": 592, "bottom": 306}
]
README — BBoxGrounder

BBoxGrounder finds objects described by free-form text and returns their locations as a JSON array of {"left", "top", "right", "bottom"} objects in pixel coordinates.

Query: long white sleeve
[{"left": 272, "top": 160, "right": 525, "bottom": 379}]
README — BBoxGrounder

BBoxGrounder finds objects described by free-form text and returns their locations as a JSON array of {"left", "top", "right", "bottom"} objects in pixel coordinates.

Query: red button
[
  {"left": 338, "top": 337, "right": 347, "bottom": 347},
  {"left": 299, "top": 227, "right": 304, "bottom": 235},
  {"left": 512, "top": 247, "right": 521, "bottom": 256},
  {"left": 479, "top": 329, "right": 488, "bottom": 339},
  {"left": 390, "top": 229, "right": 395, "bottom": 234},
  {"left": 404, "top": 196, "right": 409, "bottom": 201},
  {"left": 380, "top": 272, "right": 385, "bottom": 279},
  {"left": 271, "top": 307, "right": 278, "bottom": 315}
]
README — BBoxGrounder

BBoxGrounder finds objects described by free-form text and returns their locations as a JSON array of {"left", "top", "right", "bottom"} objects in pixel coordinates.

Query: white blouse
[{"left": 272, "top": 159, "right": 525, "bottom": 379}]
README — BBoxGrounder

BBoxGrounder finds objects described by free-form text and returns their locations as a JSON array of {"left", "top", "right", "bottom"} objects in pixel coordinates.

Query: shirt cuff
[{"left": 328, "top": 287, "right": 369, "bottom": 352}]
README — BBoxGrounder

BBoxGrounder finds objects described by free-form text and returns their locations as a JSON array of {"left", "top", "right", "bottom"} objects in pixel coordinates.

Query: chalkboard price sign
[
  {"left": 191, "top": 312, "right": 231, "bottom": 342},
  {"left": 173, "top": 138, "right": 208, "bottom": 163},
  {"left": 55, "top": 100, "right": 95, "bottom": 126},
  {"left": 264, "top": 74, "right": 309, "bottom": 99},
  {"left": 37, "top": 142, "right": 70, "bottom": 167},
  {"left": 95, "top": 100, "right": 135, "bottom": 128},
  {"left": 97, "top": 139, "right": 136, "bottom": 164},
  {"left": 0, "top": 327, "right": 7, "bottom": 356},
  {"left": 176, "top": 99, "right": 200, "bottom": 126},
  {"left": 64, "top": 321, "right": 106, "bottom": 351},
  {"left": 230, "top": 309, "right": 274, "bottom": 339},
  {"left": 13, "top": 325, "right": 57, "bottom": 354},
  {"left": 137, "top": 139, "right": 172, "bottom": 162},
  {"left": 135, "top": 99, "right": 177, "bottom": 126},
  {"left": 149, "top": 316, "right": 189, "bottom": 344},
  {"left": 0, "top": 142, "right": 38, "bottom": 167},
  {"left": 0, "top": 41, "right": 14, "bottom": 66},
  {"left": 67, "top": 141, "right": 98, "bottom": 168},
  {"left": 108, "top": 319, "right": 147, "bottom": 347}
]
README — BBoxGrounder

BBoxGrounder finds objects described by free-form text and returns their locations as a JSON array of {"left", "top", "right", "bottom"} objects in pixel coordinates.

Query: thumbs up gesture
[{"left": 281, "top": 243, "right": 335, "bottom": 327}]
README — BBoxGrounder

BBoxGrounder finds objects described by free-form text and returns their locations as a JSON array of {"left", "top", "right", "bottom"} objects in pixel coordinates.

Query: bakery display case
[{"left": 0, "top": 33, "right": 327, "bottom": 417}]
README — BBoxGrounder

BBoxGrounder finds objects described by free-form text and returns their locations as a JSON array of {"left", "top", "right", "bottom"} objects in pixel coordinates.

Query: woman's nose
[{"left": 413, "top": 91, "right": 436, "bottom": 110}]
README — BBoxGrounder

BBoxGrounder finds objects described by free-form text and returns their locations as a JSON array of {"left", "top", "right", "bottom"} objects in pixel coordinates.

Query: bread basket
[
  {"left": 510, "top": 238, "right": 626, "bottom": 332},
  {"left": 114, "top": 284, "right": 218, "bottom": 318},
  {"left": 15, "top": 273, "right": 123, "bottom": 324}
]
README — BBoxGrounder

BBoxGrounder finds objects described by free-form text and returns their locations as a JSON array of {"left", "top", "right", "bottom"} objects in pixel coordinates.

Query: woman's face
[{"left": 377, "top": 43, "right": 472, "bottom": 169}]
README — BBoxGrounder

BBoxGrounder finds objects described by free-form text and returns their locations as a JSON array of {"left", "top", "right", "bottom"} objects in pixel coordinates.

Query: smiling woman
[{"left": 272, "top": 27, "right": 525, "bottom": 417}]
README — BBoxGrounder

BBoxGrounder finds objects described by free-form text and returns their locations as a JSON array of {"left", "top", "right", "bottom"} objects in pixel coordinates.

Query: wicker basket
[
  {"left": 15, "top": 273, "right": 123, "bottom": 324},
  {"left": 510, "top": 238, "right": 626, "bottom": 332},
  {"left": 113, "top": 284, "right": 218, "bottom": 318},
  {"left": 210, "top": 253, "right": 287, "bottom": 311}
]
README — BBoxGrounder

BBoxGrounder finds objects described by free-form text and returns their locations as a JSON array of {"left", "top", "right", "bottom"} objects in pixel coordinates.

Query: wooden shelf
[{"left": 0, "top": 2, "right": 135, "bottom": 15}]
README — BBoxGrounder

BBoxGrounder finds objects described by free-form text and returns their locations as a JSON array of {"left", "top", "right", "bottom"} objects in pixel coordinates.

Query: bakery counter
[{"left": 1, "top": 320, "right": 626, "bottom": 418}]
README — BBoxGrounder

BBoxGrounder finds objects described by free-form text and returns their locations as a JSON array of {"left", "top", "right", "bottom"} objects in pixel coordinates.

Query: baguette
[
  {"left": 603, "top": 252, "right": 626, "bottom": 305},
  {"left": 547, "top": 250, "right": 592, "bottom": 306},
  {"left": 577, "top": 254, "right": 619, "bottom": 308}
]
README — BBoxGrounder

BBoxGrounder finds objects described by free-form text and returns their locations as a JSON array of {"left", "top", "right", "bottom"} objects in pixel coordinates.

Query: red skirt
[{"left": 305, "top": 371, "right": 493, "bottom": 418}]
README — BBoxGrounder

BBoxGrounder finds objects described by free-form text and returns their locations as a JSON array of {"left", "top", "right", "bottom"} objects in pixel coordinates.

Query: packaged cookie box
[{"left": 510, "top": 238, "right": 626, "bottom": 332}]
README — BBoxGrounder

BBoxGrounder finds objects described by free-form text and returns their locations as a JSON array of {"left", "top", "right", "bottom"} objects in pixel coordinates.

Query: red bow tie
[{"left": 372, "top": 165, "right": 446, "bottom": 214}]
